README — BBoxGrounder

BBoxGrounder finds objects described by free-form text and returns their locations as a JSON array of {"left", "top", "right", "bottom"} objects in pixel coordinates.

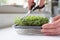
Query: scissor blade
[{"left": 21, "top": 10, "right": 31, "bottom": 18}]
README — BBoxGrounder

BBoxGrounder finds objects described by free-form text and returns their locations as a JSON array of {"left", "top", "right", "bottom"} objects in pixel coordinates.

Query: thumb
[
  {"left": 52, "top": 15, "right": 60, "bottom": 22},
  {"left": 42, "top": 19, "right": 60, "bottom": 29},
  {"left": 52, "top": 19, "right": 60, "bottom": 27}
]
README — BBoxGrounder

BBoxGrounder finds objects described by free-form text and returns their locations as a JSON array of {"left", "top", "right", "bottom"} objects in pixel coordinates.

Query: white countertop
[{"left": 0, "top": 27, "right": 60, "bottom": 40}]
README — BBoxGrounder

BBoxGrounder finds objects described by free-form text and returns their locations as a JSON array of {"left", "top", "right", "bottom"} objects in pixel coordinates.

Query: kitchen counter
[{"left": 0, "top": 27, "right": 60, "bottom": 40}]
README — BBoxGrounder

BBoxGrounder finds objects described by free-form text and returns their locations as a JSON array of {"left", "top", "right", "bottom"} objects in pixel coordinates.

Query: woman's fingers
[
  {"left": 39, "top": 0, "right": 45, "bottom": 7},
  {"left": 43, "top": 32, "right": 58, "bottom": 36},
  {"left": 41, "top": 27, "right": 60, "bottom": 35},
  {"left": 41, "top": 29, "right": 57, "bottom": 35},
  {"left": 41, "top": 29, "right": 58, "bottom": 36},
  {"left": 28, "top": 0, "right": 34, "bottom": 10},
  {"left": 41, "top": 15, "right": 60, "bottom": 35},
  {"left": 41, "top": 18, "right": 60, "bottom": 35},
  {"left": 41, "top": 29, "right": 56, "bottom": 33},
  {"left": 42, "top": 19, "right": 60, "bottom": 29},
  {"left": 42, "top": 24, "right": 57, "bottom": 29}
]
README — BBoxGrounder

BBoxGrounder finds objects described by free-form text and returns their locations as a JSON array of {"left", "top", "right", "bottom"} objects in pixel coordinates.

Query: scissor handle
[
  {"left": 30, "top": 2, "right": 36, "bottom": 10},
  {"left": 33, "top": 4, "right": 45, "bottom": 11}
]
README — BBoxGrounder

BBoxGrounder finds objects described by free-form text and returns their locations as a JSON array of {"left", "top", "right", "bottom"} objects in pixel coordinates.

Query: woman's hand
[
  {"left": 41, "top": 15, "right": 60, "bottom": 36},
  {"left": 28, "top": 0, "right": 34, "bottom": 10}
]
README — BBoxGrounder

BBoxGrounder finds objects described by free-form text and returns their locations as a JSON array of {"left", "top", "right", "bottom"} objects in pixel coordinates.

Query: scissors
[{"left": 22, "top": 2, "right": 45, "bottom": 18}]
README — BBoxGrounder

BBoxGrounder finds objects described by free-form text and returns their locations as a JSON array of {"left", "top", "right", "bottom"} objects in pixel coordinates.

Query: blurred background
[
  {"left": 0, "top": 0, "right": 59, "bottom": 28},
  {"left": 52, "top": 0, "right": 60, "bottom": 16}
]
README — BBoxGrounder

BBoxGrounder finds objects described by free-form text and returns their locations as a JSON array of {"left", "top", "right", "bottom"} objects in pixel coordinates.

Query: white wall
[
  {"left": 0, "top": 5, "right": 28, "bottom": 13},
  {"left": 0, "top": 13, "right": 25, "bottom": 27}
]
